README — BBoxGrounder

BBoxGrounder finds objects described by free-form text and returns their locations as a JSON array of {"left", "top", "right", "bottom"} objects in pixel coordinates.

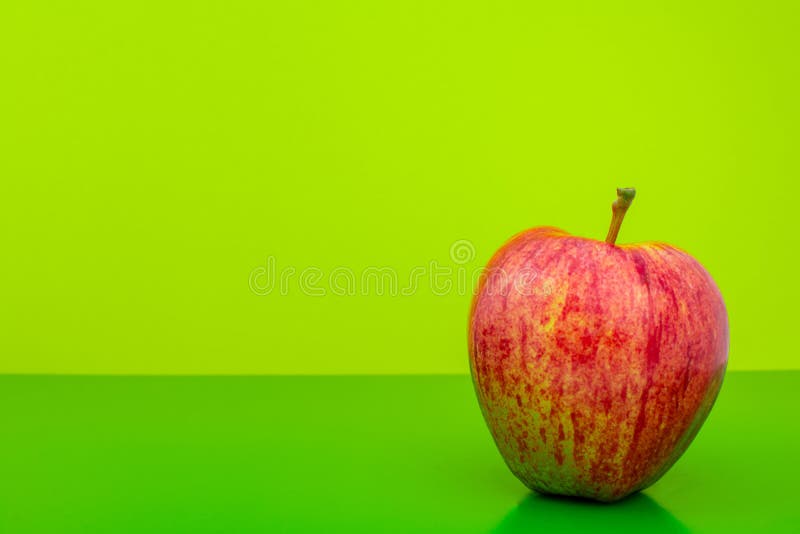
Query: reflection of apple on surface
[{"left": 469, "top": 188, "right": 728, "bottom": 502}]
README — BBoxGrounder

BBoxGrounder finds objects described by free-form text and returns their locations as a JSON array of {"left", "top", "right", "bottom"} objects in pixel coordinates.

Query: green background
[
  {"left": 2, "top": 1, "right": 798, "bottom": 374},
  {"left": 1, "top": 373, "right": 798, "bottom": 532},
  {"left": 2, "top": 4, "right": 799, "bottom": 532}
]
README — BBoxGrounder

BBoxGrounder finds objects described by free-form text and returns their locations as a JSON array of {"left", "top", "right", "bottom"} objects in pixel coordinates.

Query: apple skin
[{"left": 468, "top": 227, "right": 728, "bottom": 502}]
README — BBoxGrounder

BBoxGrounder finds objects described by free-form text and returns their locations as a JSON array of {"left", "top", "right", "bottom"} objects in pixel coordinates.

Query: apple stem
[{"left": 605, "top": 188, "right": 636, "bottom": 245}]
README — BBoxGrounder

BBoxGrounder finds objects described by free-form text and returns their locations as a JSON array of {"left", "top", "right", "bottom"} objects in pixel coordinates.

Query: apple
[{"left": 468, "top": 188, "right": 728, "bottom": 502}]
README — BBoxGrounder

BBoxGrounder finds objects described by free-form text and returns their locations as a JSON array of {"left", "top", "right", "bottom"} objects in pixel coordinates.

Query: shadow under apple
[{"left": 491, "top": 492, "right": 688, "bottom": 534}]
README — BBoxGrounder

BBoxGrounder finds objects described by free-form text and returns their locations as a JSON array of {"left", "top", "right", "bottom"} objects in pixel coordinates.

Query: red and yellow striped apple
[{"left": 468, "top": 188, "right": 728, "bottom": 502}]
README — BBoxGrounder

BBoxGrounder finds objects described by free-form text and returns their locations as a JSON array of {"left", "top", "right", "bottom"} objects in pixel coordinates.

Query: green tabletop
[{"left": 0, "top": 372, "right": 797, "bottom": 533}]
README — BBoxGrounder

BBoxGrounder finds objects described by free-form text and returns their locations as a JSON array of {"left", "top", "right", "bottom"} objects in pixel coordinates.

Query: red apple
[{"left": 468, "top": 188, "right": 728, "bottom": 502}]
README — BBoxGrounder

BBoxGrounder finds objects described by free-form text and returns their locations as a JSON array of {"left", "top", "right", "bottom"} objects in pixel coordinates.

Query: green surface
[
  {"left": 0, "top": 371, "right": 797, "bottom": 532},
  {"left": 2, "top": 1, "right": 799, "bottom": 374}
]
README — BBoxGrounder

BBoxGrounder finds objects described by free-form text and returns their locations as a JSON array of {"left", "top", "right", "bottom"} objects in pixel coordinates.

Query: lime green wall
[{"left": 2, "top": 2, "right": 797, "bottom": 373}]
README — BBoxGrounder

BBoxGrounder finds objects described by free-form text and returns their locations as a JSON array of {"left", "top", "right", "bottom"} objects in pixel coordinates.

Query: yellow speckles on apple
[{"left": 539, "top": 280, "right": 568, "bottom": 334}]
